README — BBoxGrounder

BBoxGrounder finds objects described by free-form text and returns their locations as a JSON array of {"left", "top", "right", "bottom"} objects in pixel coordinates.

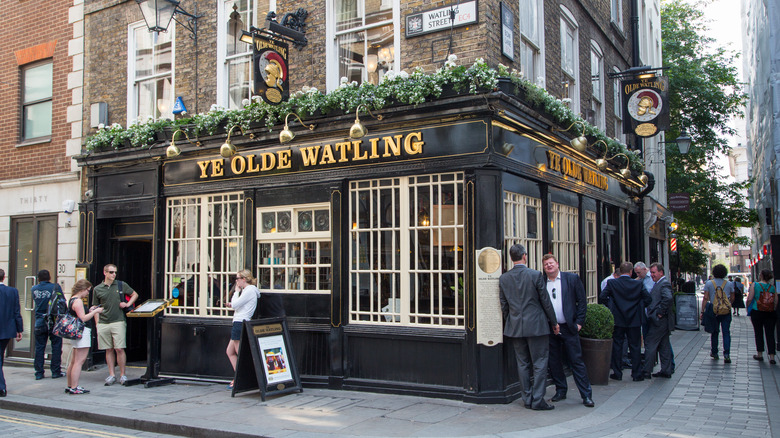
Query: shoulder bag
[{"left": 51, "top": 298, "right": 85, "bottom": 340}]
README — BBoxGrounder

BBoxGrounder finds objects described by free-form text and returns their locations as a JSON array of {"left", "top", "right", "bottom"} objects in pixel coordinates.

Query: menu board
[{"left": 675, "top": 293, "right": 700, "bottom": 331}]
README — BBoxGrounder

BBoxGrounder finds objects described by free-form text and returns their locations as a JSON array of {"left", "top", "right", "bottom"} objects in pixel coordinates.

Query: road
[{"left": 0, "top": 410, "right": 179, "bottom": 438}]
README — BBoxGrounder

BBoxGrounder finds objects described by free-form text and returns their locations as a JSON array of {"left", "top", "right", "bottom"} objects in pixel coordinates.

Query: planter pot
[{"left": 580, "top": 337, "right": 613, "bottom": 385}]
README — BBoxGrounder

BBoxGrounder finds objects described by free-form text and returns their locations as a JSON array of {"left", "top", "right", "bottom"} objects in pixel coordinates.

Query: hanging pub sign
[
  {"left": 252, "top": 35, "right": 289, "bottom": 105},
  {"left": 621, "top": 75, "right": 669, "bottom": 137}
]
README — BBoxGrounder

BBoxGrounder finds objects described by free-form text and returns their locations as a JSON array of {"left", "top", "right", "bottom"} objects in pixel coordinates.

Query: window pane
[
  {"left": 23, "top": 101, "right": 52, "bottom": 139},
  {"left": 23, "top": 63, "right": 53, "bottom": 102},
  {"left": 226, "top": 0, "right": 252, "bottom": 57},
  {"left": 227, "top": 56, "right": 252, "bottom": 108}
]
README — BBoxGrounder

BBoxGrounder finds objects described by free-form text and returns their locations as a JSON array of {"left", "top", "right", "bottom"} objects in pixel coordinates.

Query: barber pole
[{"left": 670, "top": 237, "right": 677, "bottom": 253}]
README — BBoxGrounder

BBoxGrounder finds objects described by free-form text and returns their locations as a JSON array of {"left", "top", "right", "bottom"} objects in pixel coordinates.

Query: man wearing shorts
[{"left": 92, "top": 264, "right": 138, "bottom": 386}]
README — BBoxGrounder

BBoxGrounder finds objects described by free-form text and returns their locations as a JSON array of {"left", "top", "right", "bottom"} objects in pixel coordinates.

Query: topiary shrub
[{"left": 579, "top": 303, "right": 615, "bottom": 339}]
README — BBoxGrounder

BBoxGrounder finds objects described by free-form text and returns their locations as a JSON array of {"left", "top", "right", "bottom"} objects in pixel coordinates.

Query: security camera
[{"left": 84, "top": 189, "right": 94, "bottom": 200}]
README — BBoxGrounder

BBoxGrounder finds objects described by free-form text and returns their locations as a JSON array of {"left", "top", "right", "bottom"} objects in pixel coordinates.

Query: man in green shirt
[{"left": 92, "top": 264, "right": 138, "bottom": 386}]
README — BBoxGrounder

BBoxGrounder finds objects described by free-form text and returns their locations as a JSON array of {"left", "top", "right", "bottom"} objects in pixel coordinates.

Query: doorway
[
  {"left": 8, "top": 215, "right": 58, "bottom": 358},
  {"left": 110, "top": 239, "right": 152, "bottom": 362}
]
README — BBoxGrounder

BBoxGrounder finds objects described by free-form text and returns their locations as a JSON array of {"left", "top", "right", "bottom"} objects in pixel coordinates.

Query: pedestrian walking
[
  {"left": 0, "top": 268, "right": 23, "bottom": 397},
  {"left": 31, "top": 270, "right": 65, "bottom": 380},
  {"left": 732, "top": 277, "right": 745, "bottom": 316},
  {"left": 499, "top": 244, "right": 559, "bottom": 411},
  {"left": 65, "top": 279, "right": 103, "bottom": 394},
  {"left": 701, "top": 264, "right": 733, "bottom": 362},
  {"left": 746, "top": 269, "right": 778, "bottom": 364}
]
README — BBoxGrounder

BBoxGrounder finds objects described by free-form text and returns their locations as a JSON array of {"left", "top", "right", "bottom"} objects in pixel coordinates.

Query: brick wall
[
  {"left": 83, "top": 0, "right": 635, "bottom": 140},
  {"left": 0, "top": 0, "right": 73, "bottom": 181}
]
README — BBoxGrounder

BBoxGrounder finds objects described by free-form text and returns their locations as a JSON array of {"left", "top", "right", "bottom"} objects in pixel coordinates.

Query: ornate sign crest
[
  {"left": 621, "top": 75, "right": 670, "bottom": 137},
  {"left": 252, "top": 35, "right": 289, "bottom": 105}
]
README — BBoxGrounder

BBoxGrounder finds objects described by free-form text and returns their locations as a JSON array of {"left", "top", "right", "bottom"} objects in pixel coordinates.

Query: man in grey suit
[
  {"left": 0, "top": 268, "right": 24, "bottom": 397},
  {"left": 499, "top": 244, "right": 559, "bottom": 411},
  {"left": 641, "top": 262, "right": 674, "bottom": 378}
]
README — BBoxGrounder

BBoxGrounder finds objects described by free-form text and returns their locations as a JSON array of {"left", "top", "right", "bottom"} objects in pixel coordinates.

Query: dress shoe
[
  {"left": 632, "top": 376, "right": 644, "bottom": 382},
  {"left": 582, "top": 397, "right": 594, "bottom": 407},
  {"left": 652, "top": 372, "right": 672, "bottom": 378},
  {"left": 550, "top": 392, "right": 567, "bottom": 402},
  {"left": 35, "top": 375, "right": 44, "bottom": 380},
  {"left": 524, "top": 403, "right": 531, "bottom": 409},
  {"left": 532, "top": 403, "right": 555, "bottom": 411},
  {"left": 643, "top": 372, "right": 652, "bottom": 380},
  {"left": 609, "top": 373, "right": 622, "bottom": 381},
  {"left": 0, "top": 389, "right": 6, "bottom": 397}
]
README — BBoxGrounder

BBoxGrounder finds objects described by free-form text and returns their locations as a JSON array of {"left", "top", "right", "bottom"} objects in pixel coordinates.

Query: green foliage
[
  {"left": 662, "top": 0, "right": 757, "bottom": 268},
  {"left": 579, "top": 304, "right": 615, "bottom": 340},
  {"left": 83, "top": 55, "right": 639, "bottom": 172}
]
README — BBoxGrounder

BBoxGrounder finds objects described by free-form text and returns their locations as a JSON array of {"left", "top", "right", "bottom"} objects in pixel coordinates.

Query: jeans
[
  {"left": 34, "top": 321, "right": 63, "bottom": 377},
  {"left": 710, "top": 313, "right": 732, "bottom": 357}
]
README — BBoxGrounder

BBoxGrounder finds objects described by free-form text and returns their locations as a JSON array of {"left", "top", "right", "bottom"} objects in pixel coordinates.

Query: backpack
[
  {"left": 756, "top": 283, "right": 776, "bottom": 312},
  {"left": 712, "top": 283, "right": 731, "bottom": 315},
  {"left": 44, "top": 288, "right": 68, "bottom": 331}
]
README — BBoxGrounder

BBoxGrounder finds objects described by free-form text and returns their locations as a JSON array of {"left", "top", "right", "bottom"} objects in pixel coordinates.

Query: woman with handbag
[
  {"left": 746, "top": 269, "right": 779, "bottom": 364},
  {"left": 225, "top": 269, "right": 259, "bottom": 390},
  {"left": 65, "top": 279, "right": 103, "bottom": 394}
]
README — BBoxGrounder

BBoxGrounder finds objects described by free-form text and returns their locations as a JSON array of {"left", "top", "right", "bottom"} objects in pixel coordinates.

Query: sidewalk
[{"left": 1, "top": 315, "right": 777, "bottom": 437}]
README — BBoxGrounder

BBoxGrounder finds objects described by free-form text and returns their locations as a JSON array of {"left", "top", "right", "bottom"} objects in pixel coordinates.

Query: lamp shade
[
  {"left": 136, "top": 0, "right": 179, "bottom": 33},
  {"left": 676, "top": 128, "right": 692, "bottom": 154}
]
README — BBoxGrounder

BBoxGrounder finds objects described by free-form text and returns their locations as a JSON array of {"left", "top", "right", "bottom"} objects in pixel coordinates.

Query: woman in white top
[{"left": 225, "top": 269, "right": 259, "bottom": 389}]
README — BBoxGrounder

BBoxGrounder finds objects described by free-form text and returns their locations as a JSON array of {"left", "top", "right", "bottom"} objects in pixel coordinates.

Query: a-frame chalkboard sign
[{"left": 231, "top": 317, "right": 302, "bottom": 401}]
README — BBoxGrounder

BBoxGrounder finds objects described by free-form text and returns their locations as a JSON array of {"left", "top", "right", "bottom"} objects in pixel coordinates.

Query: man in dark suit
[
  {"left": 499, "top": 244, "right": 559, "bottom": 411},
  {"left": 542, "top": 254, "right": 594, "bottom": 407},
  {"left": 641, "top": 262, "right": 674, "bottom": 378},
  {"left": 600, "top": 261, "right": 651, "bottom": 381},
  {"left": 0, "top": 268, "right": 24, "bottom": 397}
]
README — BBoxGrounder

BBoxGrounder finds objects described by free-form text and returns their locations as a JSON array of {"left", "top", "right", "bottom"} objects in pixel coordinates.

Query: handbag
[
  {"left": 702, "top": 302, "right": 718, "bottom": 334},
  {"left": 51, "top": 298, "right": 85, "bottom": 339}
]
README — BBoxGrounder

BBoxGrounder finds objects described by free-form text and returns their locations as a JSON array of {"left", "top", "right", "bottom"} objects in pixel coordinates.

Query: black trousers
[
  {"left": 549, "top": 323, "right": 592, "bottom": 399},
  {"left": 611, "top": 326, "right": 641, "bottom": 379},
  {"left": 751, "top": 310, "right": 777, "bottom": 355}
]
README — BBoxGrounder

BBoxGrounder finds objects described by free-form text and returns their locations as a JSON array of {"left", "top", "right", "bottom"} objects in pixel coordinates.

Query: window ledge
[
  {"left": 610, "top": 21, "right": 627, "bottom": 41},
  {"left": 16, "top": 136, "right": 52, "bottom": 148}
]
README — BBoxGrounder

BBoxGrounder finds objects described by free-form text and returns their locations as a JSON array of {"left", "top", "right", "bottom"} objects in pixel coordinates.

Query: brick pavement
[{"left": 0, "top": 315, "right": 777, "bottom": 437}]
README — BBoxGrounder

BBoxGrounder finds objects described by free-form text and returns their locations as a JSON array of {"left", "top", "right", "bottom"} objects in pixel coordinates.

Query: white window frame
[
  {"left": 217, "top": 0, "right": 259, "bottom": 109},
  {"left": 164, "top": 192, "right": 245, "bottom": 318},
  {"left": 349, "top": 173, "right": 465, "bottom": 327},
  {"left": 590, "top": 41, "right": 605, "bottom": 130},
  {"left": 611, "top": 0, "right": 623, "bottom": 30},
  {"left": 613, "top": 66, "right": 626, "bottom": 143},
  {"left": 551, "top": 202, "right": 579, "bottom": 274},
  {"left": 560, "top": 6, "right": 580, "bottom": 112},
  {"left": 518, "top": 0, "right": 546, "bottom": 87},
  {"left": 256, "top": 203, "right": 332, "bottom": 294},
  {"left": 21, "top": 61, "right": 53, "bottom": 141},
  {"left": 127, "top": 20, "right": 175, "bottom": 125},
  {"left": 325, "top": 0, "right": 400, "bottom": 91},
  {"left": 503, "top": 192, "right": 543, "bottom": 271}
]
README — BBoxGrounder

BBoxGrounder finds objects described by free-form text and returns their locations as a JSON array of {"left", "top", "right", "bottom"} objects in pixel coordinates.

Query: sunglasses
[
  {"left": 551, "top": 287, "right": 557, "bottom": 299},
  {"left": 107, "top": 270, "right": 117, "bottom": 274}
]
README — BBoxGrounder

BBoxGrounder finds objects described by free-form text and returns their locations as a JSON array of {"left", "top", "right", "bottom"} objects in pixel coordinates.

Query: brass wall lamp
[
  {"left": 350, "top": 104, "right": 383, "bottom": 139},
  {"left": 592, "top": 140, "right": 633, "bottom": 179},
  {"left": 166, "top": 129, "right": 201, "bottom": 158},
  {"left": 221, "top": 125, "right": 254, "bottom": 158},
  {"left": 553, "top": 121, "right": 588, "bottom": 152},
  {"left": 279, "top": 113, "right": 316, "bottom": 144}
]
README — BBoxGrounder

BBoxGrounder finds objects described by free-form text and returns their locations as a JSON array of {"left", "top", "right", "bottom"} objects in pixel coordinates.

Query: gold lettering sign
[
  {"left": 546, "top": 151, "right": 608, "bottom": 190},
  {"left": 196, "top": 132, "right": 425, "bottom": 179},
  {"left": 252, "top": 323, "right": 283, "bottom": 336}
]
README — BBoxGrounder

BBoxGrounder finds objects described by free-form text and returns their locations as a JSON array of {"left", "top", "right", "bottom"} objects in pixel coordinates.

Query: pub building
[
  {"left": 75, "top": 88, "right": 650, "bottom": 402},
  {"left": 73, "top": 1, "right": 664, "bottom": 403}
]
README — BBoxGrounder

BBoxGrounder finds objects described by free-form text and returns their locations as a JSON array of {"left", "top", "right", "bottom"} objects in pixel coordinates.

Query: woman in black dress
[{"left": 732, "top": 277, "right": 746, "bottom": 316}]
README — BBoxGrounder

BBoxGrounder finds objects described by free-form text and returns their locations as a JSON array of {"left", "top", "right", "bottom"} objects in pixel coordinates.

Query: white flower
[
  {"left": 383, "top": 71, "right": 397, "bottom": 81},
  {"left": 536, "top": 76, "right": 546, "bottom": 87},
  {"left": 308, "top": 87, "right": 318, "bottom": 93},
  {"left": 351, "top": 80, "right": 358, "bottom": 87},
  {"left": 399, "top": 71, "right": 409, "bottom": 79},
  {"left": 111, "top": 123, "right": 122, "bottom": 129},
  {"left": 561, "top": 98, "right": 572, "bottom": 103},
  {"left": 97, "top": 123, "right": 105, "bottom": 130},
  {"left": 302, "top": 86, "right": 310, "bottom": 93},
  {"left": 241, "top": 98, "right": 250, "bottom": 107},
  {"left": 340, "top": 76, "right": 349, "bottom": 85},
  {"left": 447, "top": 54, "right": 457, "bottom": 63},
  {"left": 252, "top": 95, "right": 262, "bottom": 102},
  {"left": 209, "top": 103, "right": 219, "bottom": 112}
]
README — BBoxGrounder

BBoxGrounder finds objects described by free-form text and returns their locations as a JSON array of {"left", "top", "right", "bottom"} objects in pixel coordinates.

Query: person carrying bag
[{"left": 747, "top": 269, "right": 779, "bottom": 364}]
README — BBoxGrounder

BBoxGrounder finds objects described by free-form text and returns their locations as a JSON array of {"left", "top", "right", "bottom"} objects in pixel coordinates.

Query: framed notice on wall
[
  {"left": 500, "top": 2, "right": 514, "bottom": 60},
  {"left": 232, "top": 317, "right": 302, "bottom": 401}
]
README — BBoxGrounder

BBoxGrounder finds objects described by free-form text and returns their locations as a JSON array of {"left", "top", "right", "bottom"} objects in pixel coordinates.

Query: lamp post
[
  {"left": 675, "top": 127, "right": 692, "bottom": 154},
  {"left": 136, "top": 0, "right": 202, "bottom": 114}
]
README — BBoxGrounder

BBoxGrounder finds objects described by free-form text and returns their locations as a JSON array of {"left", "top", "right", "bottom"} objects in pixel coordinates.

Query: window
[
  {"left": 257, "top": 204, "right": 332, "bottom": 293},
  {"left": 504, "top": 192, "right": 543, "bottom": 271},
  {"left": 327, "top": 0, "right": 398, "bottom": 90},
  {"left": 613, "top": 66, "right": 625, "bottom": 142},
  {"left": 21, "top": 62, "right": 53, "bottom": 141},
  {"left": 165, "top": 193, "right": 244, "bottom": 317},
  {"left": 349, "top": 173, "right": 465, "bottom": 327},
  {"left": 611, "top": 0, "right": 623, "bottom": 30},
  {"left": 551, "top": 203, "right": 579, "bottom": 273},
  {"left": 218, "top": 0, "right": 255, "bottom": 109},
  {"left": 518, "top": 0, "right": 544, "bottom": 85},
  {"left": 128, "top": 21, "right": 174, "bottom": 124},
  {"left": 590, "top": 42, "right": 604, "bottom": 130},
  {"left": 585, "top": 211, "right": 597, "bottom": 302},
  {"left": 560, "top": 7, "right": 579, "bottom": 111}
]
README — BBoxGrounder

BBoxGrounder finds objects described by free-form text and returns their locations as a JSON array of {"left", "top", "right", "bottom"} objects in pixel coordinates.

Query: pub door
[{"left": 109, "top": 239, "right": 152, "bottom": 362}]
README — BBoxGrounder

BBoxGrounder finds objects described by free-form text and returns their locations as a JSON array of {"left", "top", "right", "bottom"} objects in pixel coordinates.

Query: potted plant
[{"left": 579, "top": 303, "right": 615, "bottom": 385}]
